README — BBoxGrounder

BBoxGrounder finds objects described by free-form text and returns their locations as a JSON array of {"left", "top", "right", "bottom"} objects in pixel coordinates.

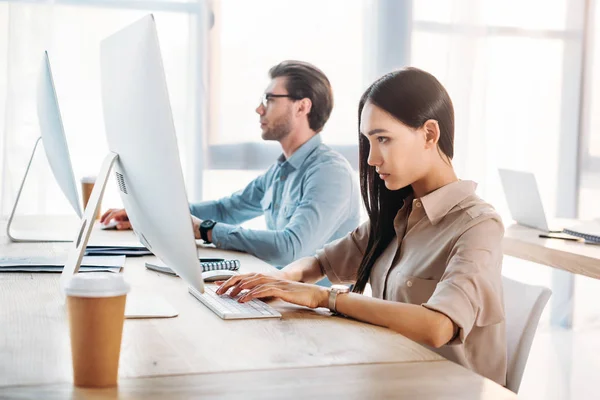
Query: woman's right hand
[
  {"left": 100, "top": 208, "right": 132, "bottom": 230},
  {"left": 215, "top": 272, "right": 329, "bottom": 309}
]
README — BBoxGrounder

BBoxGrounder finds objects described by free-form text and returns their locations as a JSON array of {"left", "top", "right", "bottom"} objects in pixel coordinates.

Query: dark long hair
[{"left": 353, "top": 67, "right": 455, "bottom": 293}]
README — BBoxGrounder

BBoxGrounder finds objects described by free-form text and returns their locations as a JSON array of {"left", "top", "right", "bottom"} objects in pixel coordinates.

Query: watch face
[
  {"left": 201, "top": 220, "right": 216, "bottom": 229},
  {"left": 331, "top": 284, "right": 350, "bottom": 293}
]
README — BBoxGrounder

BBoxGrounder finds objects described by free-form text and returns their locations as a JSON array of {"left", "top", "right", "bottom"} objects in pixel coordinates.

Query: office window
[
  {"left": 412, "top": 0, "right": 585, "bottom": 220},
  {"left": 0, "top": 0, "right": 371, "bottom": 216},
  {"left": 210, "top": 0, "right": 366, "bottom": 147},
  {"left": 1, "top": 0, "right": 592, "bottom": 222},
  {"left": 579, "top": 0, "right": 600, "bottom": 220},
  {"left": 0, "top": 1, "right": 203, "bottom": 215},
  {"left": 203, "top": 0, "right": 369, "bottom": 180},
  {"left": 414, "top": 0, "right": 569, "bottom": 30}
]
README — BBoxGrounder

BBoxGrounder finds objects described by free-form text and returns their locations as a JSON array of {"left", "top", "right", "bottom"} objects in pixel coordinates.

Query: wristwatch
[
  {"left": 328, "top": 284, "right": 350, "bottom": 314},
  {"left": 199, "top": 219, "right": 217, "bottom": 243}
]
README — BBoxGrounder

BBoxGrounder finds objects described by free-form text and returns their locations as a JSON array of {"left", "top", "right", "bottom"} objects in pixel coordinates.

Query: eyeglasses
[{"left": 260, "top": 93, "right": 301, "bottom": 108}]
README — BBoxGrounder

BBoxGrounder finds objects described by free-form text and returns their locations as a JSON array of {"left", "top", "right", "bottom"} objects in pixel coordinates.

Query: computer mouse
[
  {"left": 202, "top": 269, "right": 238, "bottom": 282},
  {"left": 100, "top": 220, "right": 119, "bottom": 230}
]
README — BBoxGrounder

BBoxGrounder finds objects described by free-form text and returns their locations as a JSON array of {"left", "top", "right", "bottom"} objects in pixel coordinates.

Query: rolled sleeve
[
  {"left": 422, "top": 216, "right": 505, "bottom": 344},
  {"left": 210, "top": 222, "right": 237, "bottom": 249},
  {"left": 316, "top": 221, "right": 370, "bottom": 284}
]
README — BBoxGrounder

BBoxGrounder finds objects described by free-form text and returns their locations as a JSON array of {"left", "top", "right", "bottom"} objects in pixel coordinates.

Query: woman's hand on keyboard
[
  {"left": 215, "top": 272, "right": 285, "bottom": 298},
  {"left": 216, "top": 273, "right": 329, "bottom": 309}
]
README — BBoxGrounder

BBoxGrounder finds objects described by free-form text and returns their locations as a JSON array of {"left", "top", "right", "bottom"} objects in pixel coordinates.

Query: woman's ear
[{"left": 423, "top": 119, "right": 440, "bottom": 148}]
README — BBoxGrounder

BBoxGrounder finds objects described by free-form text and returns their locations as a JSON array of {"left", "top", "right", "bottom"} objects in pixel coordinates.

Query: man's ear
[
  {"left": 422, "top": 119, "right": 440, "bottom": 148},
  {"left": 296, "top": 98, "right": 312, "bottom": 117}
]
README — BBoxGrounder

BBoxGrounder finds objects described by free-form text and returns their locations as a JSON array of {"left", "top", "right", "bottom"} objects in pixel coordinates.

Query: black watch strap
[{"left": 200, "top": 220, "right": 216, "bottom": 243}]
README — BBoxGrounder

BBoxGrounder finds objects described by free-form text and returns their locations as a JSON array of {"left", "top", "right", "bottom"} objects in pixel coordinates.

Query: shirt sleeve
[
  {"left": 315, "top": 220, "right": 370, "bottom": 284},
  {"left": 188, "top": 168, "right": 271, "bottom": 225},
  {"left": 422, "top": 214, "right": 505, "bottom": 345},
  {"left": 211, "top": 161, "right": 359, "bottom": 266}
]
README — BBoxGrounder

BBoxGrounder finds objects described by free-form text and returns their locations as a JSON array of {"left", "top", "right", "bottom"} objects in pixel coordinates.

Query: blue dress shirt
[{"left": 189, "top": 134, "right": 360, "bottom": 266}]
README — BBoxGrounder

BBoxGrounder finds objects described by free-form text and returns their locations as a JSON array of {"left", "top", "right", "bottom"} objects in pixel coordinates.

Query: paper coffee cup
[
  {"left": 81, "top": 176, "right": 100, "bottom": 220},
  {"left": 64, "top": 273, "right": 130, "bottom": 388}
]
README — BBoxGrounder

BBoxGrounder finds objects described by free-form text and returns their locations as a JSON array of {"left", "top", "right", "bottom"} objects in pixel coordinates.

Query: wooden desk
[
  {"left": 0, "top": 216, "right": 515, "bottom": 399},
  {"left": 2, "top": 362, "right": 515, "bottom": 400},
  {"left": 503, "top": 223, "right": 600, "bottom": 280}
]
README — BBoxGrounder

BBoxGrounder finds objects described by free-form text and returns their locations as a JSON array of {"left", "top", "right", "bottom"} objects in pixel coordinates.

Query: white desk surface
[
  {"left": 503, "top": 220, "right": 600, "bottom": 280},
  {"left": 0, "top": 216, "right": 515, "bottom": 399}
]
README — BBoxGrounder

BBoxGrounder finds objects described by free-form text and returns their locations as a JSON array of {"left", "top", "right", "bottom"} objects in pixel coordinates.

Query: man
[{"left": 101, "top": 60, "right": 360, "bottom": 267}]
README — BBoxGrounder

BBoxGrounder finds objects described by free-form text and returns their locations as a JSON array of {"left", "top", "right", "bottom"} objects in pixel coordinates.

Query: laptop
[{"left": 498, "top": 168, "right": 564, "bottom": 232}]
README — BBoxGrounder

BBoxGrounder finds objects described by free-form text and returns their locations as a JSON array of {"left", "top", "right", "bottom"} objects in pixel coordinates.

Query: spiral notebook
[
  {"left": 562, "top": 221, "right": 600, "bottom": 244},
  {"left": 145, "top": 258, "right": 240, "bottom": 276}
]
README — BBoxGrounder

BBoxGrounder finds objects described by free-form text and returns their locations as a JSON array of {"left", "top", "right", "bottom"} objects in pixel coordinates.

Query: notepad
[
  {"left": 563, "top": 221, "right": 600, "bottom": 243},
  {"left": 0, "top": 255, "right": 125, "bottom": 273},
  {"left": 145, "top": 258, "right": 240, "bottom": 276}
]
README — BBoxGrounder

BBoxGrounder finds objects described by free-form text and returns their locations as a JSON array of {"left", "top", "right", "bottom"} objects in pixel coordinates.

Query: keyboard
[{"left": 188, "top": 285, "right": 282, "bottom": 320}]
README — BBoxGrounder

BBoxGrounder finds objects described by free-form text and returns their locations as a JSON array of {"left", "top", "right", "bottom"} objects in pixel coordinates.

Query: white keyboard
[{"left": 189, "top": 285, "right": 281, "bottom": 320}]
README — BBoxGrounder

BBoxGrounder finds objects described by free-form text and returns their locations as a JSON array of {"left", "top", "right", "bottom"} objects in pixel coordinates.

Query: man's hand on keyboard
[{"left": 216, "top": 273, "right": 329, "bottom": 309}]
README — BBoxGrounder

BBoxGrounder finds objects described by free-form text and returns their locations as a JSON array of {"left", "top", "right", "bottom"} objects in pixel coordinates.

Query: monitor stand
[
  {"left": 6, "top": 137, "right": 77, "bottom": 242},
  {"left": 59, "top": 151, "right": 178, "bottom": 319}
]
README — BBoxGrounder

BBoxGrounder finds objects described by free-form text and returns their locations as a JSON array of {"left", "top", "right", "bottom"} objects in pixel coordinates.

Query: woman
[{"left": 217, "top": 67, "right": 506, "bottom": 386}]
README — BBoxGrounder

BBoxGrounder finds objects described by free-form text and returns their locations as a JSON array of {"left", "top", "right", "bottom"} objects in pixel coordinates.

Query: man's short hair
[{"left": 269, "top": 60, "right": 334, "bottom": 133}]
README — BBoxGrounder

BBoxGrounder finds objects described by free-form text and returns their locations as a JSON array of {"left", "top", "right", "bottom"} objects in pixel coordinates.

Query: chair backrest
[{"left": 503, "top": 276, "right": 552, "bottom": 393}]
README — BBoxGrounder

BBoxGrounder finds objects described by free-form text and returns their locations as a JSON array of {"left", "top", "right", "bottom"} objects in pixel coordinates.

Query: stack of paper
[{"left": 0, "top": 255, "right": 125, "bottom": 273}]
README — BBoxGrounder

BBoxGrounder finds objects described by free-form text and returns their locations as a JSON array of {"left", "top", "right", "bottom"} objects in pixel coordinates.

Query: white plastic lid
[
  {"left": 63, "top": 272, "right": 130, "bottom": 298},
  {"left": 80, "top": 176, "right": 96, "bottom": 184}
]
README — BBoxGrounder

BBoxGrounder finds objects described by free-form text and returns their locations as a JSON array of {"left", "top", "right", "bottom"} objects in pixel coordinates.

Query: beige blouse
[{"left": 316, "top": 180, "right": 507, "bottom": 386}]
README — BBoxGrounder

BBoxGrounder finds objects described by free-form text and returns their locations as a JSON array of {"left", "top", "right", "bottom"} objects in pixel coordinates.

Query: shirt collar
[
  {"left": 419, "top": 180, "right": 478, "bottom": 225},
  {"left": 277, "top": 134, "right": 322, "bottom": 169}
]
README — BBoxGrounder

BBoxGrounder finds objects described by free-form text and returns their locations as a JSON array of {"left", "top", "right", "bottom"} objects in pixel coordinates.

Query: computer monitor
[
  {"left": 38, "top": 52, "right": 83, "bottom": 219},
  {"left": 60, "top": 14, "right": 204, "bottom": 294},
  {"left": 6, "top": 51, "right": 83, "bottom": 242}
]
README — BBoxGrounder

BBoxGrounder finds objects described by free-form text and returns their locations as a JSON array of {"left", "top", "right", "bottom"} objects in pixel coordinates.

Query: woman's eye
[{"left": 376, "top": 136, "right": 388, "bottom": 144}]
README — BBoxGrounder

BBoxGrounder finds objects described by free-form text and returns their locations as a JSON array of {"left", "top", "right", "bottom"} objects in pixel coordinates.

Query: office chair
[{"left": 503, "top": 276, "right": 552, "bottom": 393}]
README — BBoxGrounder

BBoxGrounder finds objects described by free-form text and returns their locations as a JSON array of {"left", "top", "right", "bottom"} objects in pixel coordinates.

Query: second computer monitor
[
  {"left": 7, "top": 51, "right": 83, "bottom": 242},
  {"left": 38, "top": 51, "right": 83, "bottom": 219}
]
